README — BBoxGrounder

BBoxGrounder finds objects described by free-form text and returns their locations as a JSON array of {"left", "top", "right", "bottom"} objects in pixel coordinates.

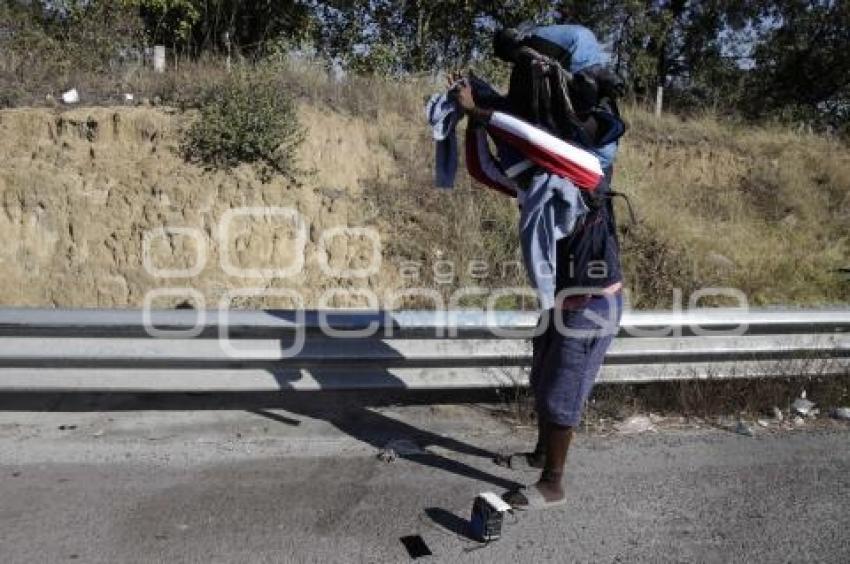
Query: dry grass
[
  {"left": 489, "top": 373, "right": 850, "bottom": 428},
  {"left": 585, "top": 373, "right": 850, "bottom": 424},
  {"left": 617, "top": 107, "right": 850, "bottom": 307}
]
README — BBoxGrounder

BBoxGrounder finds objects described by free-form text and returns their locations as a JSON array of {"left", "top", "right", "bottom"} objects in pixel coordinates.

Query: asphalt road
[{"left": 0, "top": 393, "right": 848, "bottom": 563}]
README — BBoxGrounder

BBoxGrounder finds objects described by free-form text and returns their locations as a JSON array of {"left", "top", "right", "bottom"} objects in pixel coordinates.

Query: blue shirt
[{"left": 531, "top": 25, "right": 609, "bottom": 73}]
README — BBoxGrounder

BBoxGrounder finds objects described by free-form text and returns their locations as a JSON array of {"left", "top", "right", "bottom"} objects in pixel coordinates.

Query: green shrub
[{"left": 182, "top": 68, "right": 304, "bottom": 180}]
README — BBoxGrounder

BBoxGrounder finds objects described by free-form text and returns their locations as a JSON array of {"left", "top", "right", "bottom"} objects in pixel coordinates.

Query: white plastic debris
[
  {"left": 61, "top": 88, "right": 79, "bottom": 104},
  {"left": 757, "top": 419, "right": 770, "bottom": 428},
  {"left": 615, "top": 415, "right": 656, "bottom": 434},
  {"left": 792, "top": 397, "right": 815, "bottom": 417},
  {"left": 124, "top": 93, "right": 134, "bottom": 103},
  {"left": 830, "top": 407, "right": 850, "bottom": 421}
]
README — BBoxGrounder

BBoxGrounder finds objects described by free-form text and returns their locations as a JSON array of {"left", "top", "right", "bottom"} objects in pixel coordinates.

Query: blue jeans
[{"left": 529, "top": 293, "right": 623, "bottom": 427}]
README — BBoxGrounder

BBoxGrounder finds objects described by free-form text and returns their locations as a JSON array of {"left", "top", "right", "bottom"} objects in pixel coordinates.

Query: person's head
[{"left": 493, "top": 28, "right": 523, "bottom": 64}]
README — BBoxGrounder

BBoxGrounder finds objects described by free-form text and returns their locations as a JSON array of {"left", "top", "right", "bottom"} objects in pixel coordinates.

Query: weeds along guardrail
[{"left": 0, "top": 308, "right": 846, "bottom": 392}]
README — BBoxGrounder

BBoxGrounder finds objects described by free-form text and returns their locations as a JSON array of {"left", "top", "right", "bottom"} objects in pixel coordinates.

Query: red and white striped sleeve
[
  {"left": 485, "top": 112, "right": 604, "bottom": 191},
  {"left": 464, "top": 125, "right": 519, "bottom": 199}
]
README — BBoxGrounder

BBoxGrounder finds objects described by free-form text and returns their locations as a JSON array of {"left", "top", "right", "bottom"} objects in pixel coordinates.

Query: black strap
[
  {"left": 607, "top": 190, "right": 637, "bottom": 224},
  {"left": 582, "top": 189, "right": 637, "bottom": 224}
]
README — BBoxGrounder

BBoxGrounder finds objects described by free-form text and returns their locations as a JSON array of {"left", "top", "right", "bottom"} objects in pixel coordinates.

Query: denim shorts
[{"left": 529, "top": 292, "right": 623, "bottom": 427}]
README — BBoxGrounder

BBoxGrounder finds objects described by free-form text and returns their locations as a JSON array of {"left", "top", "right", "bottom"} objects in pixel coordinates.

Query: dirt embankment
[{"left": 0, "top": 104, "right": 402, "bottom": 308}]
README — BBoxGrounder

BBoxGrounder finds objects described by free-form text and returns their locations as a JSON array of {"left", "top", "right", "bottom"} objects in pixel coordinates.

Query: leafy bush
[{"left": 182, "top": 67, "right": 304, "bottom": 180}]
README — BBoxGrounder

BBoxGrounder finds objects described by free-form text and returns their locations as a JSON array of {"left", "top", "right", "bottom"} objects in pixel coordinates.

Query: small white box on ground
[{"left": 469, "top": 491, "right": 511, "bottom": 542}]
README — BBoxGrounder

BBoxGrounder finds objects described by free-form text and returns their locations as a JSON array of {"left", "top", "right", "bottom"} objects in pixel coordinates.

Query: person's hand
[
  {"left": 446, "top": 70, "right": 492, "bottom": 124},
  {"left": 447, "top": 70, "right": 475, "bottom": 113},
  {"left": 456, "top": 80, "right": 476, "bottom": 113}
]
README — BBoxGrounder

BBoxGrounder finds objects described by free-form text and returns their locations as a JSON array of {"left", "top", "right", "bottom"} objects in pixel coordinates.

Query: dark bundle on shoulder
[{"left": 492, "top": 28, "right": 626, "bottom": 148}]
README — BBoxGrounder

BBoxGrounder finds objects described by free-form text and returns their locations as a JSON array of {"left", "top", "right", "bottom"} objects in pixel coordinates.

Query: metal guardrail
[{"left": 0, "top": 307, "right": 846, "bottom": 392}]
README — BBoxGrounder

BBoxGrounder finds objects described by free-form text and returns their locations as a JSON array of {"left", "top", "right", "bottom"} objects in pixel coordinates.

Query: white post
[
  {"left": 655, "top": 86, "right": 663, "bottom": 117},
  {"left": 153, "top": 45, "right": 166, "bottom": 73},
  {"left": 224, "top": 32, "right": 232, "bottom": 73}
]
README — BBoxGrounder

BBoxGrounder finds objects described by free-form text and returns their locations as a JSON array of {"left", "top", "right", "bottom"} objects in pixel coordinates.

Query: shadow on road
[
  {"left": 0, "top": 389, "right": 522, "bottom": 491},
  {"left": 424, "top": 507, "right": 474, "bottom": 540}
]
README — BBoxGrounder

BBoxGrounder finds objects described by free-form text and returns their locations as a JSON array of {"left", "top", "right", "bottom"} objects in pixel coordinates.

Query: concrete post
[
  {"left": 655, "top": 86, "right": 664, "bottom": 117},
  {"left": 153, "top": 46, "right": 166, "bottom": 73}
]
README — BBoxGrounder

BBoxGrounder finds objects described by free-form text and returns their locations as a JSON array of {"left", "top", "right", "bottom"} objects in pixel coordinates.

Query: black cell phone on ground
[{"left": 400, "top": 535, "right": 433, "bottom": 558}]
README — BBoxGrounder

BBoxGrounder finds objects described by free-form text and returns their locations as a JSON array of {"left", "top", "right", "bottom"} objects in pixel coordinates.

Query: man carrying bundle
[{"left": 434, "top": 19, "right": 628, "bottom": 509}]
